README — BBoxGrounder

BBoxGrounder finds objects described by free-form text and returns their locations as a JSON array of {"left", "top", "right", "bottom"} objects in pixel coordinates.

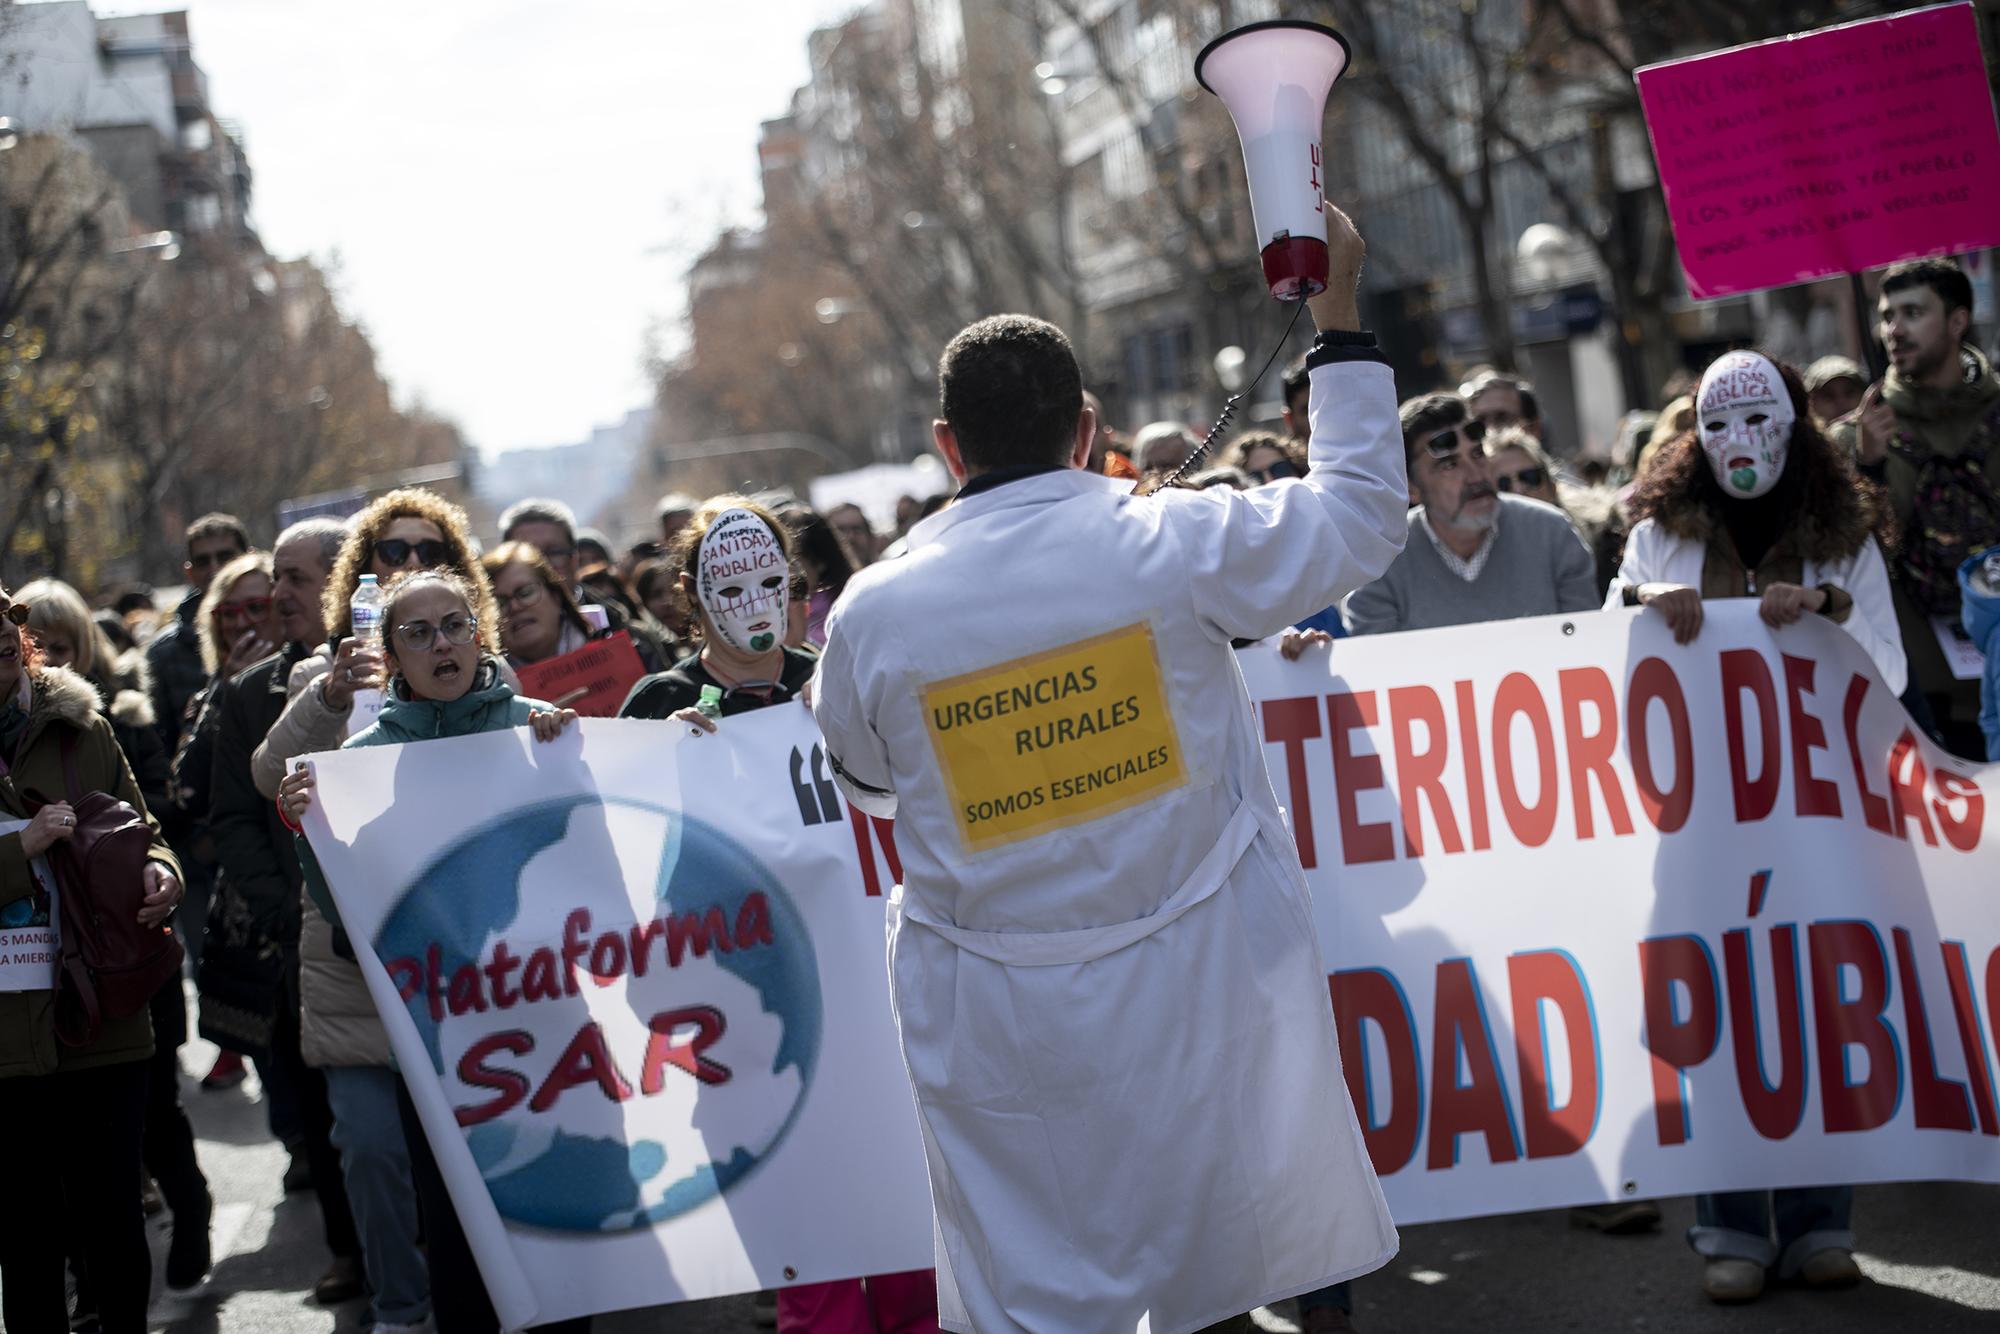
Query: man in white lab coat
[{"left": 810, "top": 209, "right": 1404, "bottom": 1334}]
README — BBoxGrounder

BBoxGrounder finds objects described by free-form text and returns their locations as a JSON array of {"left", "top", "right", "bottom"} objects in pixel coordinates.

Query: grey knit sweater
[{"left": 1343, "top": 495, "right": 1600, "bottom": 635}]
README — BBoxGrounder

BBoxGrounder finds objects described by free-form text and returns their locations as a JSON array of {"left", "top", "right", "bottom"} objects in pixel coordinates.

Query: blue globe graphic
[{"left": 376, "top": 795, "right": 822, "bottom": 1232}]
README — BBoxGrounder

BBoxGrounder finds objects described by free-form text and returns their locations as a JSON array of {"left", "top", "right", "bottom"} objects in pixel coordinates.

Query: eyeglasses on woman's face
[
  {"left": 216, "top": 597, "right": 274, "bottom": 626},
  {"left": 391, "top": 613, "right": 479, "bottom": 652},
  {"left": 0, "top": 599, "right": 28, "bottom": 627},
  {"left": 497, "top": 580, "right": 547, "bottom": 612}
]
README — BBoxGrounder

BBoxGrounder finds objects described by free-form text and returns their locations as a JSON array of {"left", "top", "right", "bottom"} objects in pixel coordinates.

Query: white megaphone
[{"left": 1195, "top": 19, "right": 1351, "bottom": 301}]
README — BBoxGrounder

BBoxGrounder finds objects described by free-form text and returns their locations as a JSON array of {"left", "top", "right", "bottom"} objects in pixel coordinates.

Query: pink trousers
[{"left": 775, "top": 1270, "right": 940, "bottom": 1334}]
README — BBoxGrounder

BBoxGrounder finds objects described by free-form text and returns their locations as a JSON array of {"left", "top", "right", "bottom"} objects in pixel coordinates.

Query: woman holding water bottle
[{"left": 242, "top": 489, "right": 506, "bottom": 1330}]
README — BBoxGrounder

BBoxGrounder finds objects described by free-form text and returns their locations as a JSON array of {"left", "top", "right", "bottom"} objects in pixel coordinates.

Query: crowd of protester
[{"left": 0, "top": 253, "right": 1994, "bottom": 1334}]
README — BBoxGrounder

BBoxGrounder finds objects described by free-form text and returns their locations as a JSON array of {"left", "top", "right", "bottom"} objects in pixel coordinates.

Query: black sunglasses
[
  {"left": 373, "top": 538, "right": 450, "bottom": 568},
  {"left": 1424, "top": 419, "right": 1486, "bottom": 458},
  {"left": 0, "top": 601, "right": 28, "bottom": 627},
  {"left": 1249, "top": 459, "right": 1302, "bottom": 483},
  {"left": 1492, "top": 466, "right": 1548, "bottom": 493}
]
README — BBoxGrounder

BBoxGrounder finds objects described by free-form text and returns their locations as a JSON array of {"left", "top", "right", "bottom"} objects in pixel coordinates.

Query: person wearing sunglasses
[
  {"left": 280, "top": 568, "right": 577, "bottom": 1334},
  {"left": 1342, "top": 392, "right": 1598, "bottom": 637},
  {"left": 1222, "top": 429, "right": 1307, "bottom": 486},
  {"left": 0, "top": 582, "right": 184, "bottom": 1334},
  {"left": 1482, "top": 425, "right": 1563, "bottom": 508},
  {"left": 248, "top": 487, "right": 507, "bottom": 805}
]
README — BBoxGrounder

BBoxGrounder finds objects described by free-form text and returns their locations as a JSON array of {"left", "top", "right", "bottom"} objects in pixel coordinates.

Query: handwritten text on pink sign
[{"left": 1637, "top": 3, "right": 2000, "bottom": 299}]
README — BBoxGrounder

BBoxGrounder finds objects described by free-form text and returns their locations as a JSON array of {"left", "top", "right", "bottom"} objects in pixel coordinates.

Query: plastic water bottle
[
  {"left": 347, "top": 574, "right": 386, "bottom": 736},
  {"left": 695, "top": 684, "right": 724, "bottom": 722}
]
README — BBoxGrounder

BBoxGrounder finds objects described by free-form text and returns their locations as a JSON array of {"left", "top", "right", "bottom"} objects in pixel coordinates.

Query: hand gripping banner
[{"left": 304, "top": 602, "right": 1999, "bottom": 1325}]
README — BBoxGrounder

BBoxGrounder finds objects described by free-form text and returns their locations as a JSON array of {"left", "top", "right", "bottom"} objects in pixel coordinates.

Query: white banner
[
  {"left": 301, "top": 715, "right": 932, "bottom": 1329},
  {"left": 304, "top": 603, "right": 2000, "bottom": 1325},
  {"left": 1240, "top": 602, "right": 2000, "bottom": 1222},
  {"left": 0, "top": 818, "right": 59, "bottom": 992}
]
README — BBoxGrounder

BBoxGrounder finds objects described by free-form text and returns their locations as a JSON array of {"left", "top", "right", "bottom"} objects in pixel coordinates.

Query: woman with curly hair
[
  {"left": 250, "top": 487, "right": 502, "bottom": 801},
  {"left": 1605, "top": 349, "right": 1903, "bottom": 1306},
  {"left": 1608, "top": 349, "right": 1905, "bottom": 688},
  {"left": 619, "top": 497, "right": 820, "bottom": 722}
]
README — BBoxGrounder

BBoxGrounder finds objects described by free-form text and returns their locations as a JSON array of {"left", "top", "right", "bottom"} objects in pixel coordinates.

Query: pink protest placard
[{"left": 1637, "top": 2, "right": 2000, "bottom": 300}]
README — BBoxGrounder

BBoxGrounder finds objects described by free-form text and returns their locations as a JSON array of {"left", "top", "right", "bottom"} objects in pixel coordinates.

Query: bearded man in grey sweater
[{"left": 1343, "top": 391, "right": 1600, "bottom": 635}]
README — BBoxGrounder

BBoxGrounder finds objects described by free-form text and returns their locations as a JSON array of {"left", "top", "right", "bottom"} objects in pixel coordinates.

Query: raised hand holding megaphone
[
  {"left": 1310, "top": 204, "right": 1364, "bottom": 333},
  {"left": 1195, "top": 19, "right": 1351, "bottom": 302}
]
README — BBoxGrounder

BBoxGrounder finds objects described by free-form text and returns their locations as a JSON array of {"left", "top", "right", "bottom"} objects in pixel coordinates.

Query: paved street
[{"left": 144, "top": 1032, "right": 2000, "bottom": 1334}]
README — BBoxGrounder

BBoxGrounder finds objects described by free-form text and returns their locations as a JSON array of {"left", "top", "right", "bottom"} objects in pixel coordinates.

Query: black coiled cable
[{"left": 1159, "top": 296, "right": 1311, "bottom": 490}]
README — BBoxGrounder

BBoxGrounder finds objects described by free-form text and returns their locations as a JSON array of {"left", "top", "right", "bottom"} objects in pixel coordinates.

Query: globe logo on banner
[{"left": 374, "top": 796, "right": 822, "bottom": 1232}]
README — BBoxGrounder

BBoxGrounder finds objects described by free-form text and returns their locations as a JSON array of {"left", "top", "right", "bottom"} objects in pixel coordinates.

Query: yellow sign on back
[{"left": 922, "top": 622, "right": 1188, "bottom": 853}]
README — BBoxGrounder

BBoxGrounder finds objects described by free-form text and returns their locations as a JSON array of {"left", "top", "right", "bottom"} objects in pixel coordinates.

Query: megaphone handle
[{"left": 1160, "top": 297, "right": 1310, "bottom": 489}]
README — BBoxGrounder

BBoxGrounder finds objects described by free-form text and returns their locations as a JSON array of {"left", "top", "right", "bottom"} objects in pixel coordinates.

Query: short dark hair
[
  {"left": 939, "top": 315, "right": 1082, "bottom": 472},
  {"left": 1881, "top": 257, "right": 1973, "bottom": 316},
  {"left": 1281, "top": 356, "right": 1310, "bottom": 411},
  {"left": 186, "top": 512, "right": 248, "bottom": 556},
  {"left": 498, "top": 498, "right": 577, "bottom": 546},
  {"left": 1464, "top": 372, "right": 1539, "bottom": 424},
  {"left": 1398, "top": 392, "right": 1468, "bottom": 464}
]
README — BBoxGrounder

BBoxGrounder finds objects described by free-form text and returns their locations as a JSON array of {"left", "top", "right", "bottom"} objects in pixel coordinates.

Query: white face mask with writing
[
  {"left": 1696, "top": 351, "right": 1795, "bottom": 500},
  {"left": 695, "top": 509, "right": 788, "bottom": 654}
]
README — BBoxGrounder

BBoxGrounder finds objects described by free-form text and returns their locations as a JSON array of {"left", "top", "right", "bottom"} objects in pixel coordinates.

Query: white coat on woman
[
  {"left": 811, "top": 350, "right": 1407, "bottom": 1334},
  {"left": 1605, "top": 518, "right": 1908, "bottom": 694}
]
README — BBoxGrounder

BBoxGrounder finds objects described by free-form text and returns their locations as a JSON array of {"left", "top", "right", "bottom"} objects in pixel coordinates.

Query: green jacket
[
  {"left": 1831, "top": 344, "right": 2000, "bottom": 537},
  {"left": 1831, "top": 344, "right": 2000, "bottom": 699},
  {"left": 1, "top": 666, "right": 182, "bottom": 1078}
]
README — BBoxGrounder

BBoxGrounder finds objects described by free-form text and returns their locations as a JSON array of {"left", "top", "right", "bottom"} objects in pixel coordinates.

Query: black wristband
[{"left": 1304, "top": 329, "right": 1388, "bottom": 370}]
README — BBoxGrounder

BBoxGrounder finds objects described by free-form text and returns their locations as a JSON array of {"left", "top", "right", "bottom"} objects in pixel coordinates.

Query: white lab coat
[
  {"left": 1606, "top": 516, "right": 1908, "bottom": 695},
  {"left": 811, "top": 357, "right": 1406, "bottom": 1333}
]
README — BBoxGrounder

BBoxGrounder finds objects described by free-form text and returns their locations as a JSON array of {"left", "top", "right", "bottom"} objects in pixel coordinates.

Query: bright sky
[{"left": 106, "top": 0, "right": 864, "bottom": 457}]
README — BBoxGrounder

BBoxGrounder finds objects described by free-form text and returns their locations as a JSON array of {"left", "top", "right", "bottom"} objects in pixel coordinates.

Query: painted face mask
[
  {"left": 1696, "top": 351, "right": 1795, "bottom": 500},
  {"left": 695, "top": 509, "right": 788, "bottom": 653}
]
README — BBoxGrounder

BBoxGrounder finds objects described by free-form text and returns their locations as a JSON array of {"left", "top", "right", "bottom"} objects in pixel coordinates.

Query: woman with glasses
[
  {"left": 235, "top": 490, "right": 500, "bottom": 1320},
  {"left": 279, "top": 569, "right": 578, "bottom": 1334},
  {"left": 482, "top": 541, "right": 595, "bottom": 668},
  {"left": 249, "top": 487, "right": 504, "bottom": 803},
  {"left": 172, "top": 550, "right": 282, "bottom": 857},
  {"left": 1222, "top": 429, "right": 1307, "bottom": 486},
  {"left": 164, "top": 551, "right": 284, "bottom": 1097},
  {"left": 0, "top": 583, "right": 184, "bottom": 1334},
  {"left": 1481, "top": 426, "right": 1562, "bottom": 507},
  {"left": 620, "top": 498, "right": 820, "bottom": 723}
]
